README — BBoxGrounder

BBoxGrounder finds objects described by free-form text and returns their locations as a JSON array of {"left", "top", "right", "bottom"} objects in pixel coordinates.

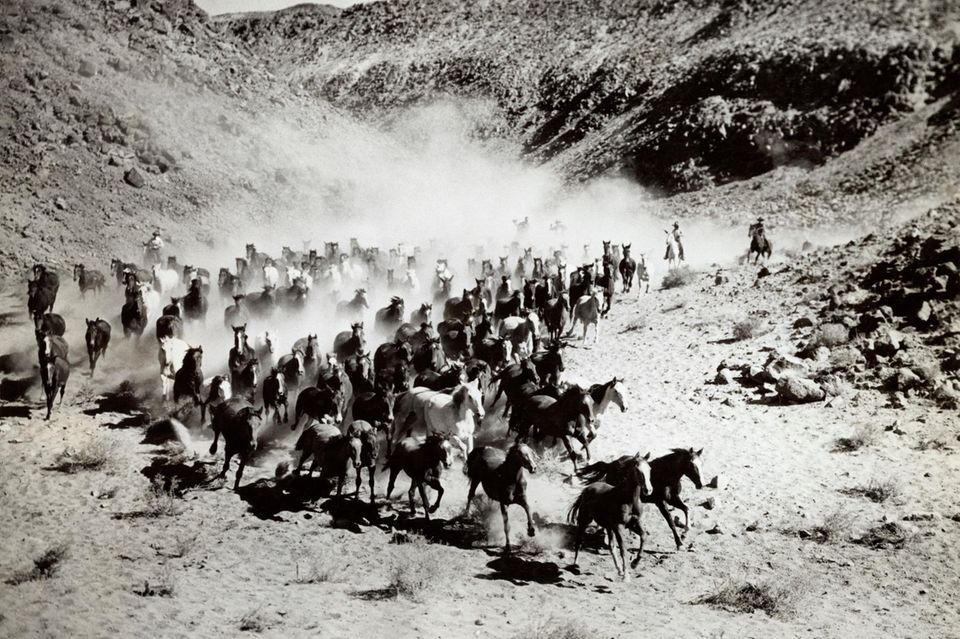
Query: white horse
[
  {"left": 199, "top": 375, "right": 232, "bottom": 424},
  {"left": 664, "top": 231, "right": 680, "bottom": 269},
  {"left": 391, "top": 382, "right": 485, "bottom": 458},
  {"left": 254, "top": 330, "right": 279, "bottom": 367},
  {"left": 402, "top": 269, "right": 420, "bottom": 294},
  {"left": 151, "top": 264, "right": 180, "bottom": 296},
  {"left": 589, "top": 377, "right": 628, "bottom": 428},
  {"left": 262, "top": 264, "right": 280, "bottom": 289},
  {"left": 498, "top": 312, "right": 541, "bottom": 360},
  {"left": 139, "top": 283, "right": 161, "bottom": 321},
  {"left": 568, "top": 289, "right": 603, "bottom": 344},
  {"left": 158, "top": 336, "right": 190, "bottom": 400}
]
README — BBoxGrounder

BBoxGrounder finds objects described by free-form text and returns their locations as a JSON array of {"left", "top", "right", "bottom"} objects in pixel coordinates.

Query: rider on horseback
[
  {"left": 671, "top": 222, "right": 685, "bottom": 262},
  {"left": 750, "top": 216, "right": 765, "bottom": 237},
  {"left": 143, "top": 231, "right": 164, "bottom": 265}
]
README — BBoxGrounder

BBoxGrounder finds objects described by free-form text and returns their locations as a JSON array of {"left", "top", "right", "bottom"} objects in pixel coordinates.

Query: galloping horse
[
  {"left": 664, "top": 230, "right": 680, "bottom": 269},
  {"left": 748, "top": 221, "right": 772, "bottom": 264},
  {"left": 464, "top": 440, "right": 538, "bottom": 553}
]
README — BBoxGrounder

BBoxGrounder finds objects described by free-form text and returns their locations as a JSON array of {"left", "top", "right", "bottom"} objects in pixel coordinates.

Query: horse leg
[
  {"left": 519, "top": 494, "right": 535, "bottom": 537},
  {"left": 594, "top": 320, "right": 600, "bottom": 344},
  {"left": 219, "top": 450, "right": 232, "bottom": 481},
  {"left": 368, "top": 467, "right": 376, "bottom": 505},
  {"left": 500, "top": 502, "right": 512, "bottom": 553},
  {"left": 59, "top": 384, "right": 66, "bottom": 406},
  {"left": 355, "top": 465, "right": 362, "bottom": 497},
  {"left": 560, "top": 435, "right": 579, "bottom": 473},
  {"left": 657, "top": 500, "right": 683, "bottom": 550},
  {"left": 465, "top": 477, "right": 480, "bottom": 515},
  {"left": 628, "top": 516, "right": 645, "bottom": 568},
  {"left": 385, "top": 466, "right": 399, "bottom": 500},
  {"left": 669, "top": 495, "right": 690, "bottom": 530},
  {"left": 427, "top": 478, "right": 443, "bottom": 514},
  {"left": 605, "top": 528, "right": 622, "bottom": 577},
  {"left": 613, "top": 524, "right": 628, "bottom": 581},
  {"left": 234, "top": 453, "right": 247, "bottom": 491},
  {"left": 408, "top": 482, "right": 418, "bottom": 516}
]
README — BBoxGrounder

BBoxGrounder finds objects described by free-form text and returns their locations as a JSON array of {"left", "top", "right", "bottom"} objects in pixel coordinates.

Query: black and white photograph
[{"left": 1, "top": 0, "right": 958, "bottom": 636}]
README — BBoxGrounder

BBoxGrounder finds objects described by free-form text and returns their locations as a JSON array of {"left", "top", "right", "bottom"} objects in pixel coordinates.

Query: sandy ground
[{"left": 1, "top": 250, "right": 958, "bottom": 639}]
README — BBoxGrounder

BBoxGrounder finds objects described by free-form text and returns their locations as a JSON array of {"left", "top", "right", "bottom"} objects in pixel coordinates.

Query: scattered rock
[
  {"left": 886, "top": 367, "right": 921, "bottom": 392},
  {"left": 714, "top": 368, "right": 736, "bottom": 385},
  {"left": 757, "top": 266, "right": 771, "bottom": 278},
  {"left": 706, "top": 524, "right": 723, "bottom": 535},
  {"left": 54, "top": 197, "right": 67, "bottom": 210},
  {"left": 793, "top": 317, "right": 814, "bottom": 329},
  {"left": 699, "top": 497, "right": 715, "bottom": 510},
  {"left": 706, "top": 475, "right": 721, "bottom": 489},
  {"left": 78, "top": 60, "right": 97, "bottom": 78},
  {"left": 124, "top": 167, "right": 145, "bottom": 188},
  {"left": 903, "top": 512, "right": 940, "bottom": 522},
  {"left": 776, "top": 374, "right": 825, "bottom": 403}
]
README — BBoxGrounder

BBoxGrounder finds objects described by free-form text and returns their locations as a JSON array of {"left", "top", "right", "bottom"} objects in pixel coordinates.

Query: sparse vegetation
[
  {"left": 239, "top": 610, "right": 268, "bottom": 633},
  {"left": 915, "top": 437, "right": 951, "bottom": 451},
  {"left": 852, "top": 522, "right": 914, "bottom": 550},
  {"left": 293, "top": 550, "right": 338, "bottom": 585},
  {"left": 172, "top": 533, "right": 199, "bottom": 558},
  {"left": 386, "top": 533, "right": 447, "bottom": 601},
  {"left": 819, "top": 373, "right": 854, "bottom": 398},
  {"left": 809, "top": 323, "right": 850, "bottom": 348},
  {"left": 134, "top": 567, "right": 176, "bottom": 597},
  {"left": 834, "top": 423, "right": 880, "bottom": 452},
  {"left": 661, "top": 266, "right": 697, "bottom": 289},
  {"left": 732, "top": 316, "right": 764, "bottom": 341},
  {"left": 512, "top": 617, "right": 597, "bottom": 639},
  {"left": 143, "top": 477, "right": 182, "bottom": 517},
  {"left": 6, "top": 543, "right": 69, "bottom": 585},
  {"left": 843, "top": 478, "right": 900, "bottom": 503},
  {"left": 51, "top": 434, "right": 119, "bottom": 472},
  {"left": 695, "top": 578, "right": 806, "bottom": 618},
  {"left": 803, "top": 509, "right": 854, "bottom": 544}
]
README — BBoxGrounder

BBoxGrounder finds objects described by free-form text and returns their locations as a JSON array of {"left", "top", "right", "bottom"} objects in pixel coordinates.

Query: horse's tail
[
  {"left": 567, "top": 490, "right": 587, "bottom": 525},
  {"left": 576, "top": 460, "right": 609, "bottom": 484}
]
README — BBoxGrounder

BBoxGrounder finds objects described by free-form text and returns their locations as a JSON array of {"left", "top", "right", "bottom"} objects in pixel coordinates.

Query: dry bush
[
  {"left": 239, "top": 610, "right": 268, "bottom": 633},
  {"left": 829, "top": 346, "right": 863, "bottom": 370},
  {"left": 172, "top": 533, "right": 199, "bottom": 558},
  {"left": 806, "top": 509, "right": 854, "bottom": 544},
  {"left": 293, "top": 550, "right": 338, "bottom": 585},
  {"left": 844, "top": 479, "right": 900, "bottom": 503},
  {"left": 512, "top": 617, "right": 597, "bottom": 639},
  {"left": 6, "top": 543, "right": 69, "bottom": 585},
  {"left": 852, "top": 522, "right": 914, "bottom": 550},
  {"left": 732, "top": 316, "right": 764, "bottom": 341},
  {"left": 143, "top": 477, "right": 182, "bottom": 517},
  {"left": 819, "top": 373, "right": 853, "bottom": 398},
  {"left": 51, "top": 434, "right": 119, "bottom": 472},
  {"left": 620, "top": 316, "right": 647, "bottom": 333},
  {"left": 387, "top": 533, "right": 447, "bottom": 601},
  {"left": 134, "top": 566, "right": 176, "bottom": 597},
  {"left": 915, "top": 437, "right": 951, "bottom": 452},
  {"left": 695, "top": 577, "right": 807, "bottom": 618},
  {"left": 834, "top": 423, "right": 880, "bottom": 452},
  {"left": 661, "top": 266, "right": 697, "bottom": 289},
  {"left": 810, "top": 323, "right": 850, "bottom": 348}
]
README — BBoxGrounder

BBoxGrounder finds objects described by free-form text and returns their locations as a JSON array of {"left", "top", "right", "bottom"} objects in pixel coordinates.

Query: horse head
[
  {"left": 686, "top": 448, "right": 704, "bottom": 489},
  {"left": 609, "top": 377, "right": 628, "bottom": 412},
  {"left": 511, "top": 439, "right": 538, "bottom": 473}
]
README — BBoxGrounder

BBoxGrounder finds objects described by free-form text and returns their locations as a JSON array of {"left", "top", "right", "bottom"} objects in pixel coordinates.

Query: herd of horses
[{"left": 19, "top": 222, "right": 748, "bottom": 579}]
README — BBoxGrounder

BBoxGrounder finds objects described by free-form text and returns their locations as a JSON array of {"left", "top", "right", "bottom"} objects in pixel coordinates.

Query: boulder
[
  {"left": 776, "top": 374, "right": 825, "bottom": 403},
  {"left": 714, "top": 368, "right": 737, "bottom": 385},
  {"left": 874, "top": 328, "right": 903, "bottom": 357},
  {"left": 124, "top": 167, "right": 145, "bottom": 188},
  {"left": 78, "top": 59, "right": 97, "bottom": 78},
  {"left": 793, "top": 317, "right": 814, "bottom": 329},
  {"left": 887, "top": 367, "right": 921, "bottom": 392}
]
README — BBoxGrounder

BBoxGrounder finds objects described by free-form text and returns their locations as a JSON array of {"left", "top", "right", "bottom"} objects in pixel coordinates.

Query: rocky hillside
[{"left": 219, "top": 0, "right": 960, "bottom": 193}]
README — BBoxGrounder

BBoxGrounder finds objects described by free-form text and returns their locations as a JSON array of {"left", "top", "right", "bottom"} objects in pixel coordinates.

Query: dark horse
[
  {"left": 511, "top": 385, "right": 594, "bottom": 472},
  {"left": 384, "top": 434, "right": 454, "bottom": 519},
  {"left": 569, "top": 452, "right": 653, "bottom": 580},
  {"left": 577, "top": 447, "right": 704, "bottom": 559},
  {"left": 464, "top": 440, "right": 538, "bottom": 552},
  {"left": 84, "top": 318, "right": 111, "bottom": 375},
  {"left": 748, "top": 222, "right": 772, "bottom": 264},
  {"left": 210, "top": 399, "right": 263, "bottom": 490},
  {"left": 618, "top": 244, "right": 636, "bottom": 293}
]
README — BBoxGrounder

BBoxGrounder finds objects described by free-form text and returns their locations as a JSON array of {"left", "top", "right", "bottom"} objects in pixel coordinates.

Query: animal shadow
[
  {"left": 0, "top": 376, "right": 34, "bottom": 402},
  {"left": 236, "top": 475, "right": 330, "bottom": 521},
  {"left": 477, "top": 555, "right": 563, "bottom": 585}
]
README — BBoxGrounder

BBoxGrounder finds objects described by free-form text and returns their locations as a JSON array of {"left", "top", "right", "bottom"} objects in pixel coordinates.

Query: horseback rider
[
  {"left": 671, "top": 221, "right": 685, "bottom": 262},
  {"left": 142, "top": 230, "right": 164, "bottom": 265},
  {"left": 750, "top": 216, "right": 765, "bottom": 237}
]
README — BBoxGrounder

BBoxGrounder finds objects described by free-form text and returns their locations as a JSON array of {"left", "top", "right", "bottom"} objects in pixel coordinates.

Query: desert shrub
[
  {"left": 143, "top": 477, "right": 182, "bottom": 517},
  {"left": 810, "top": 323, "right": 850, "bottom": 348},
  {"left": 387, "top": 533, "right": 447, "bottom": 600},
  {"left": 732, "top": 316, "right": 763, "bottom": 341},
  {"left": 661, "top": 266, "right": 697, "bottom": 289},
  {"left": 239, "top": 610, "right": 268, "bottom": 633},
  {"left": 829, "top": 346, "right": 863, "bottom": 370},
  {"left": 819, "top": 373, "right": 853, "bottom": 398},
  {"left": 805, "top": 509, "right": 854, "bottom": 544},
  {"left": 51, "top": 434, "right": 119, "bottom": 472},
  {"left": 695, "top": 578, "right": 806, "bottom": 617},
  {"left": 852, "top": 522, "right": 914, "bottom": 550},
  {"left": 134, "top": 566, "right": 175, "bottom": 597},
  {"left": 844, "top": 479, "right": 900, "bottom": 503},
  {"left": 833, "top": 423, "right": 879, "bottom": 452},
  {"left": 512, "top": 617, "right": 597, "bottom": 639},
  {"left": 293, "top": 549, "right": 337, "bottom": 585},
  {"left": 6, "top": 543, "right": 69, "bottom": 585}
]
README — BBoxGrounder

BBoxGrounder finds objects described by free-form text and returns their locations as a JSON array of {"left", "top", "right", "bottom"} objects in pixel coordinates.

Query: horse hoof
[
  {"left": 621, "top": 572, "right": 630, "bottom": 582},
  {"left": 527, "top": 527, "right": 535, "bottom": 537}
]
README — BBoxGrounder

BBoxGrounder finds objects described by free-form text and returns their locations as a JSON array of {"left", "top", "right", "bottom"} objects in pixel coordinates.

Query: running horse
[{"left": 748, "top": 220, "right": 772, "bottom": 264}]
